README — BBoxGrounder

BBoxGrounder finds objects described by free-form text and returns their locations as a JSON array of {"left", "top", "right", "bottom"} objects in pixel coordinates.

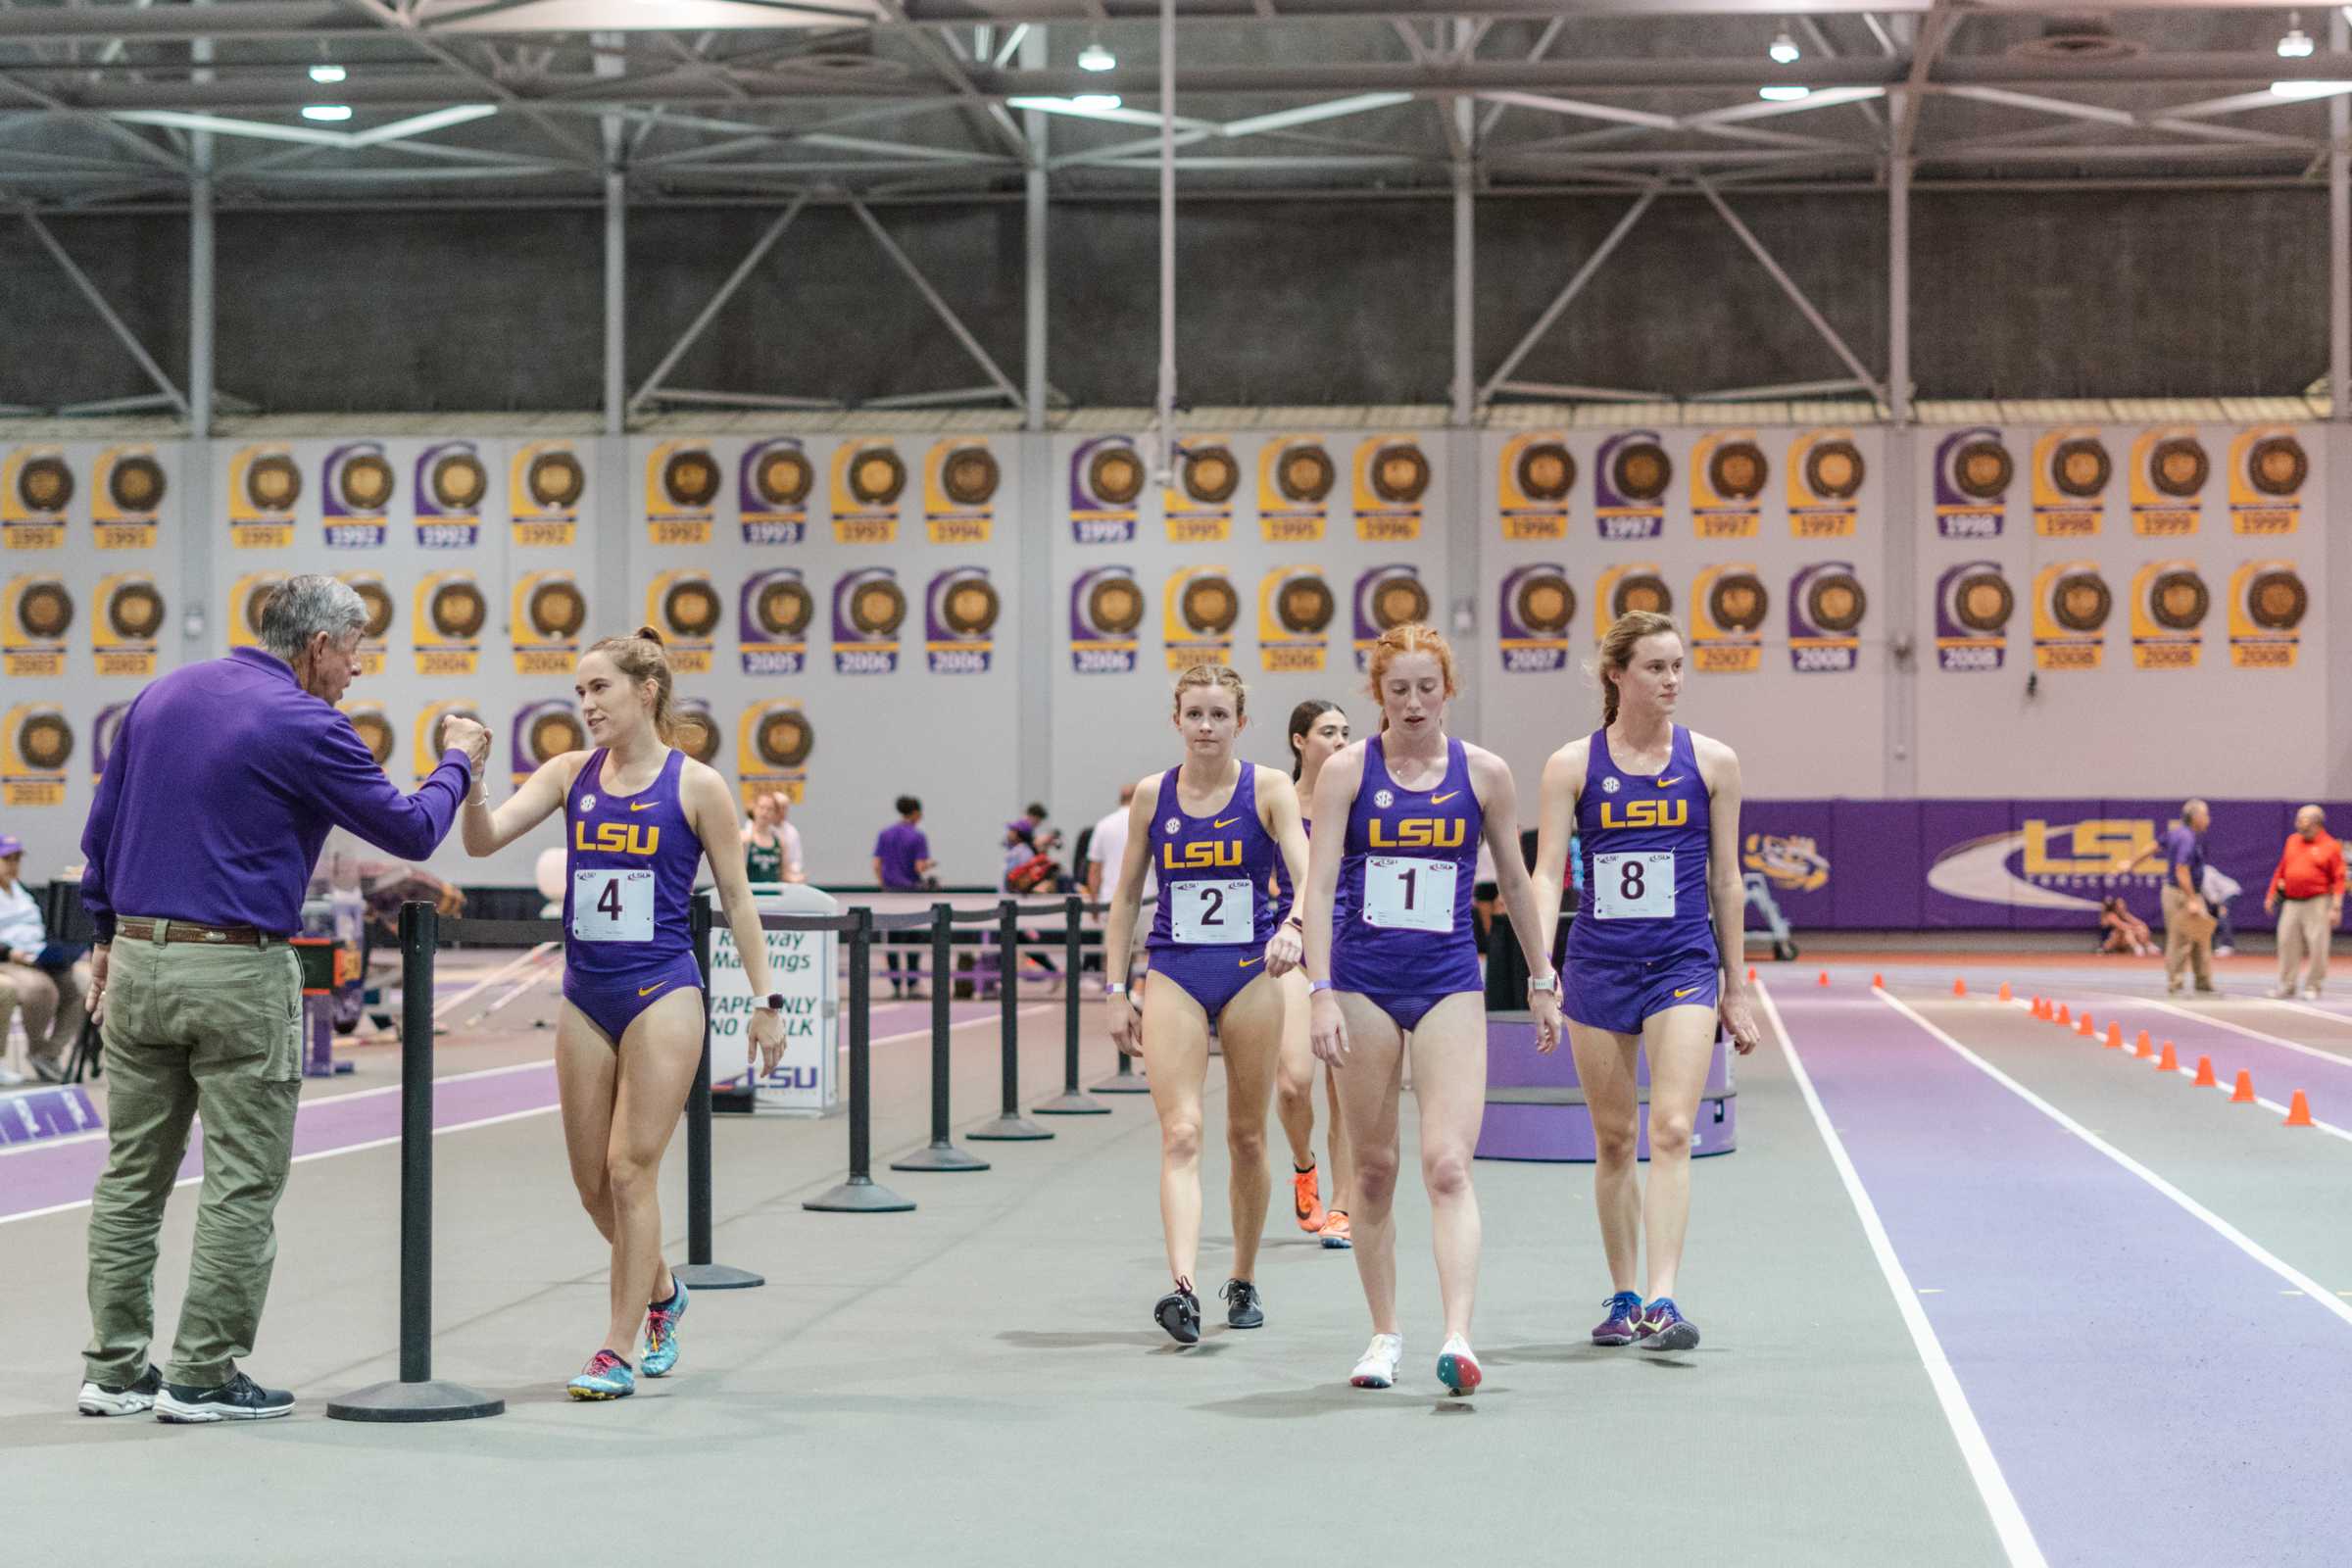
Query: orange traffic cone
[
  {"left": 2077, "top": 1011, "right": 2095, "bottom": 1037},
  {"left": 2137, "top": 1035, "right": 2160, "bottom": 1061},
  {"left": 2134, "top": 1029, "right": 2151, "bottom": 1056},
  {"left": 2056, "top": 1004, "right": 2071, "bottom": 1026},
  {"left": 2193, "top": 1055, "right": 2217, "bottom": 1087},
  {"left": 2284, "top": 1091, "right": 2315, "bottom": 1128},
  {"left": 2230, "top": 1070, "right": 2256, "bottom": 1103},
  {"left": 2032, "top": 997, "right": 2047, "bottom": 1019},
  {"left": 1747, "top": 966, "right": 1757, "bottom": 982},
  {"left": 2157, "top": 1042, "right": 2179, "bottom": 1072},
  {"left": 1818, "top": 971, "right": 1830, "bottom": 987},
  {"left": 1998, "top": 982, "right": 2013, "bottom": 1003},
  {"left": 2104, "top": 1022, "right": 2123, "bottom": 1051},
  {"left": 1871, "top": 972, "right": 1883, "bottom": 989},
  {"left": 1952, "top": 976, "right": 1967, "bottom": 997}
]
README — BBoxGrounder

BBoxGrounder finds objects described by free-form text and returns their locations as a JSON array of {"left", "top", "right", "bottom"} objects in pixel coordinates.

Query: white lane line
[
  {"left": 1870, "top": 987, "right": 2352, "bottom": 1333},
  {"left": 2088, "top": 993, "right": 2352, "bottom": 1074},
  {"left": 1755, "top": 980, "right": 2047, "bottom": 1568},
  {"left": 2252, "top": 997, "right": 2352, "bottom": 1033}
]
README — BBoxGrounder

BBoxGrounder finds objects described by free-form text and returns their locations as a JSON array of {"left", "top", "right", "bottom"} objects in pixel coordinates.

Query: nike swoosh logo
[
  {"left": 1673, "top": 987, "right": 1697, "bottom": 999},
  {"left": 629, "top": 801, "right": 658, "bottom": 811},
  {"left": 1213, "top": 816, "right": 1241, "bottom": 828},
  {"left": 1238, "top": 956, "right": 1262, "bottom": 968},
  {"left": 639, "top": 982, "right": 668, "bottom": 997},
  {"left": 1430, "top": 791, "right": 1459, "bottom": 805},
  {"left": 1656, "top": 777, "right": 1682, "bottom": 788}
]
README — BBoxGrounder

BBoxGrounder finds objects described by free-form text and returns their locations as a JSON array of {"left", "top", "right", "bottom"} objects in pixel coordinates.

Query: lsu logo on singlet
[
  {"left": 575, "top": 820, "right": 661, "bottom": 857},
  {"left": 1368, "top": 817, "right": 1466, "bottom": 850},
  {"left": 1599, "top": 800, "right": 1689, "bottom": 831},
  {"left": 1163, "top": 840, "right": 1243, "bottom": 869}
]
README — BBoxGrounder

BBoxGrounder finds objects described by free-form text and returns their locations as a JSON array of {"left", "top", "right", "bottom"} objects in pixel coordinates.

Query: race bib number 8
[
  {"left": 1171, "top": 878, "right": 1253, "bottom": 945},
  {"left": 1363, "top": 856, "right": 1455, "bottom": 933},
  {"left": 1593, "top": 851, "right": 1675, "bottom": 920},
  {"left": 572, "top": 868, "right": 655, "bottom": 942}
]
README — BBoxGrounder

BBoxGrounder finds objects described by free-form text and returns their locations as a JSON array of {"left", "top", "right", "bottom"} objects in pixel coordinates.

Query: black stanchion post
[
  {"left": 967, "top": 899, "right": 1052, "bottom": 1140},
  {"left": 807, "top": 906, "right": 915, "bottom": 1210},
  {"left": 892, "top": 903, "right": 989, "bottom": 1172},
  {"left": 328, "top": 903, "right": 504, "bottom": 1423},
  {"left": 674, "top": 898, "right": 763, "bottom": 1287},
  {"left": 1035, "top": 894, "right": 1106, "bottom": 1115}
]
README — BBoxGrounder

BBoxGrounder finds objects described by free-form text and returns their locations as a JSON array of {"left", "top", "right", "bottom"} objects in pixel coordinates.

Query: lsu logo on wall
[
  {"left": 3, "top": 574, "right": 72, "bottom": 676},
  {"left": 741, "top": 438, "right": 811, "bottom": 546},
  {"left": 2228, "top": 560, "right": 2306, "bottom": 669},
  {"left": 1691, "top": 564, "right": 1768, "bottom": 673},
  {"left": 649, "top": 570, "right": 718, "bottom": 674},
  {"left": 1367, "top": 815, "right": 1468, "bottom": 850},
  {"left": 1166, "top": 438, "right": 1238, "bottom": 545},
  {"left": 1070, "top": 436, "right": 1145, "bottom": 544},
  {"left": 340, "top": 701, "right": 395, "bottom": 776},
  {"left": 1595, "top": 563, "right": 1672, "bottom": 634},
  {"left": 1, "top": 704, "right": 72, "bottom": 807},
  {"left": 513, "top": 571, "right": 587, "bottom": 675},
  {"left": 321, "top": 440, "right": 393, "bottom": 549},
  {"left": 1788, "top": 429, "right": 1865, "bottom": 539},
  {"left": 1497, "top": 432, "right": 1573, "bottom": 542},
  {"left": 1258, "top": 566, "right": 1334, "bottom": 673},
  {"left": 510, "top": 699, "right": 584, "bottom": 788},
  {"left": 1788, "top": 562, "right": 1865, "bottom": 673},
  {"left": 924, "top": 441, "right": 999, "bottom": 546},
  {"left": 1742, "top": 833, "right": 1829, "bottom": 894},
  {"left": 2129, "top": 558, "right": 2208, "bottom": 670},
  {"left": 2031, "top": 561, "right": 2111, "bottom": 671},
  {"left": 1496, "top": 564, "right": 1575, "bottom": 674},
  {"left": 926, "top": 566, "right": 999, "bottom": 674},
  {"left": 1934, "top": 561, "right": 2012, "bottom": 673},
  {"left": 738, "top": 700, "right": 812, "bottom": 808},
  {"left": 1070, "top": 565, "right": 1144, "bottom": 673},
  {"left": 832, "top": 566, "right": 905, "bottom": 675},
  {"left": 413, "top": 571, "right": 484, "bottom": 676},
  {"left": 507, "top": 441, "right": 580, "bottom": 549},
  {"left": 1690, "top": 430, "right": 1766, "bottom": 540},
  {"left": 413, "top": 702, "right": 483, "bottom": 782},
  {"left": 1164, "top": 565, "right": 1239, "bottom": 670},
  {"left": 227, "top": 445, "right": 301, "bottom": 549},
  {"left": 1259, "top": 438, "right": 1334, "bottom": 544},
  {"left": 2229, "top": 427, "right": 2306, "bottom": 536},
  {"left": 2031, "top": 427, "right": 2108, "bottom": 538},
  {"left": 832, "top": 440, "right": 906, "bottom": 547},
  {"left": 416, "top": 441, "right": 489, "bottom": 551},
  {"left": 336, "top": 570, "right": 394, "bottom": 676},
  {"left": 1594, "top": 431, "right": 1670, "bottom": 541},
  {"left": 92, "top": 447, "right": 165, "bottom": 550},
  {"left": 226, "top": 572, "right": 284, "bottom": 653},
  {"left": 92, "top": 573, "right": 165, "bottom": 678},
  {"left": 2129, "top": 427, "right": 2206, "bottom": 538},
  {"left": 1927, "top": 816, "right": 2163, "bottom": 913},
  {"left": 2, "top": 447, "right": 72, "bottom": 550},
  {"left": 1934, "top": 428, "right": 2010, "bottom": 539},
  {"left": 739, "top": 567, "right": 812, "bottom": 676},
  {"left": 1352, "top": 564, "right": 1430, "bottom": 672},
  {"left": 1353, "top": 437, "right": 1429, "bottom": 543},
  {"left": 647, "top": 441, "right": 719, "bottom": 547}
]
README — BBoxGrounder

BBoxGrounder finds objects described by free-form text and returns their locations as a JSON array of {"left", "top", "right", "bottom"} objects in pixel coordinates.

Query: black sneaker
[
  {"left": 1153, "top": 1280, "right": 1201, "bottom": 1346},
  {"left": 156, "top": 1371, "right": 296, "bottom": 1424},
  {"left": 1219, "top": 1278, "right": 1264, "bottom": 1330},
  {"left": 77, "top": 1363, "right": 162, "bottom": 1417}
]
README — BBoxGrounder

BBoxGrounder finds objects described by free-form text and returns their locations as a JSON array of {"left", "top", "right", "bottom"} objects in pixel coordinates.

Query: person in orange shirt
[{"left": 2265, "top": 806, "right": 2346, "bottom": 999}]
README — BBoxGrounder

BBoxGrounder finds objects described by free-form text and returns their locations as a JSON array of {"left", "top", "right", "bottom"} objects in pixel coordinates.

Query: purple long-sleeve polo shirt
[{"left": 79, "top": 647, "right": 474, "bottom": 941}]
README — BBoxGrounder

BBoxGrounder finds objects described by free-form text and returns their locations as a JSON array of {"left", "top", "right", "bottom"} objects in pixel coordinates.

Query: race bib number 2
[
  {"left": 1363, "top": 857, "right": 1455, "bottom": 933},
  {"left": 1593, "top": 851, "right": 1675, "bottom": 920},
  {"left": 1171, "top": 878, "right": 1252, "bottom": 945},
  {"left": 572, "top": 868, "right": 655, "bottom": 942}
]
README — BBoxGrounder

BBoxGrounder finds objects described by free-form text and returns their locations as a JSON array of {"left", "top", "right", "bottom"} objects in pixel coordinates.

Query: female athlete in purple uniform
[
  {"left": 1273, "top": 700, "right": 1354, "bottom": 1250},
  {"left": 1101, "top": 665, "right": 1310, "bottom": 1345},
  {"left": 1301, "top": 625, "right": 1561, "bottom": 1396},
  {"left": 1531, "top": 610, "right": 1763, "bottom": 1354},
  {"left": 462, "top": 628, "right": 786, "bottom": 1399}
]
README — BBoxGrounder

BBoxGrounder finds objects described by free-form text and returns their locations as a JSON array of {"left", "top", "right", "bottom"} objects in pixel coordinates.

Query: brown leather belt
[{"left": 118, "top": 917, "right": 272, "bottom": 947}]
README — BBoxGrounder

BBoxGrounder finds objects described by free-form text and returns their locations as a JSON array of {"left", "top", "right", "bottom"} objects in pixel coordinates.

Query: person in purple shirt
[
  {"left": 2161, "top": 798, "right": 2218, "bottom": 996},
  {"left": 873, "top": 796, "right": 935, "bottom": 995},
  {"left": 74, "top": 575, "right": 487, "bottom": 1427}
]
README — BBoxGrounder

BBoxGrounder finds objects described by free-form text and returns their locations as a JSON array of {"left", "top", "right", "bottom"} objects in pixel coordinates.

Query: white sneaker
[
  {"left": 1349, "top": 1333, "right": 1403, "bottom": 1389},
  {"left": 2271, "top": 986, "right": 2296, "bottom": 1000},
  {"left": 1436, "top": 1334, "right": 1484, "bottom": 1397},
  {"left": 2308, "top": 988, "right": 2326, "bottom": 1001}
]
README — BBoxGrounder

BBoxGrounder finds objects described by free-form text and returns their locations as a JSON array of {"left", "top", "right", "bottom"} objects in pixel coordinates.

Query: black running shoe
[
  {"left": 1154, "top": 1279, "right": 1202, "bottom": 1345},
  {"left": 156, "top": 1371, "right": 296, "bottom": 1423},
  {"left": 77, "top": 1363, "right": 162, "bottom": 1417},
  {"left": 1219, "top": 1278, "right": 1265, "bottom": 1330}
]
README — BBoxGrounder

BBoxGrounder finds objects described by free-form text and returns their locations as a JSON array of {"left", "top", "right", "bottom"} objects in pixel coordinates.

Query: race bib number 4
[
  {"left": 1593, "top": 851, "right": 1675, "bottom": 920},
  {"left": 572, "top": 868, "right": 655, "bottom": 942},
  {"left": 1363, "top": 857, "right": 1455, "bottom": 933},
  {"left": 1171, "top": 878, "right": 1253, "bottom": 945}
]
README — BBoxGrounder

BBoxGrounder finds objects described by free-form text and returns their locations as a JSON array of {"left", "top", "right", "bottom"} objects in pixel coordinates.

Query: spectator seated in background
[
  {"left": 0, "top": 832, "right": 91, "bottom": 1083},
  {"left": 1005, "top": 826, "right": 1072, "bottom": 897},
  {"left": 2097, "top": 896, "right": 2156, "bottom": 957}
]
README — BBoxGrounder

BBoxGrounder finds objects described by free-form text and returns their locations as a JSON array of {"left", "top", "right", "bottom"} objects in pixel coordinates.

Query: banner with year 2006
[{"left": 707, "top": 886, "right": 838, "bottom": 1115}]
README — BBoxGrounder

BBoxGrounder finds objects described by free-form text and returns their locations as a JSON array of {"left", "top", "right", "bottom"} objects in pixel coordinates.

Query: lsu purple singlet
[
  {"left": 1562, "top": 724, "right": 1721, "bottom": 1035},
  {"left": 1146, "top": 762, "right": 1283, "bottom": 1019},
  {"left": 562, "top": 747, "right": 706, "bottom": 1045},
  {"left": 1331, "top": 734, "right": 1483, "bottom": 1032}
]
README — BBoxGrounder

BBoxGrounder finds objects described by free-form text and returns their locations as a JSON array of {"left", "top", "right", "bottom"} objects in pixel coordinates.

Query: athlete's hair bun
[{"left": 633, "top": 623, "right": 665, "bottom": 647}]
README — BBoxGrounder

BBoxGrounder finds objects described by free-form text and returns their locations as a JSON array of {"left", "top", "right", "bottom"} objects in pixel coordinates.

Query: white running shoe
[
  {"left": 2307, "top": 988, "right": 2326, "bottom": 1001},
  {"left": 1436, "top": 1335, "right": 1483, "bottom": 1396},
  {"left": 1349, "top": 1333, "right": 1403, "bottom": 1389}
]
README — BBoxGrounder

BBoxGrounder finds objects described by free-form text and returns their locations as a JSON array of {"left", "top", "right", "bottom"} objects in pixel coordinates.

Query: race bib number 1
[
  {"left": 1363, "top": 857, "right": 1455, "bottom": 933},
  {"left": 1171, "top": 878, "right": 1253, "bottom": 945},
  {"left": 1593, "top": 851, "right": 1675, "bottom": 920},
  {"left": 572, "top": 868, "right": 655, "bottom": 942}
]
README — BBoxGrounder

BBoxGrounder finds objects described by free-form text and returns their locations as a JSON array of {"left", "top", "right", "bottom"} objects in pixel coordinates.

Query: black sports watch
[{"left": 759, "top": 993, "right": 785, "bottom": 1012}]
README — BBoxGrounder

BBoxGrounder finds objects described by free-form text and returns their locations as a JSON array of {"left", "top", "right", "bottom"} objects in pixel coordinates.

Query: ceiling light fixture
[
  {"left": 1078, "top": 41, "right": 1116, "bottom": 72},
  {"left": 2280, "top": 13, "right": 2316, "bottom": 57},
  {"left": 1758, "top": 84, "right": 1810, "bottom": 102},
  {"left": 2271, "top": 78, "right": 2352, "bottom": 98},
  {"left": 1769, "top": 29, "right": 1801, "bottom": 65},
  {"left": 300, "top": 104, "right": 354, "bottom": 122},
  {"left": 309, "top": 63, "right": 347, "bottom": 83}
]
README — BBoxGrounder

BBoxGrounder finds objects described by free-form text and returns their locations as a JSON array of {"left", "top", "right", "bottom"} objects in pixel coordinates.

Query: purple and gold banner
[
  {"left": 1690, "top": 564, "right": 1766, "bottom": 673},
  {"left": 1163, "top": 565, "right": 1238, "bottom": 669},
  {"left": 1690, "top": 430, "right": 1765, "bottom": 540},
  {"left": 92, "top": 572, "right": 163, "bottom": 678},
  {"left": 737, "top": 700, "right": 811, "bottom": 808},
  {"left": 2128, "top": 426, "right": 2205, "bottom": 539},
  {"left": 1933, "top": 427, "right": 2009, "bottom": 540},
  {"left": 831, "top": 441, "right": 903, "bottom": 547},
  {"left": 740, "top": 439, "right": 811, "bottom": 546},
  {"left": 2031, "top": 427, "right": 2107, "bottom": 539},
  {"left": 2129, "top": 557, "right": 2206, "bottom": 670},
  {"left": 831, "top": 566, "right": 904, "bottom": 675},
  {"left": 1352, "top": 563, "right": 1430, "bottom": 671},
  {"left": 1070, "top": 437, "right": 1144, "bottom": 545},
  {"left": 412, "top": 571, "right": 483, "bottom": 676},
  {"left": 2, "top": 573, "right": 70, "bottom": 676},
  {"left": 92, "top": 446, "right": 164, "bottom": 551},
  {"left": 1933, "top": 561, "right": 2010, "bottom": 673},
  {"left": 416, "top": 441, "right": 488, "bottom": 551},
  {"left": 1070, "top": 565, "right": 1144, "bottom": 673},
  {"left": 1352, "top": 436, "right": 1428, "bottom": 543},
  {"left": 1787, "top": 429, "right": 1864, "bottom": 540},
  {"left": 1165, "top": 438, "right": 1236, "bottom": 545},
  {"left": 1497, "top": 563, "right": 1575, "bottom": 673},
  {"left": 2227, "top": 559, "right": 2305, "bottom": 669},
  {"left": 1, "top": 703, "right": 71, "bottom": 807},
  {"left": 513, "top": 570, "right": 587, "bottom": 676},
  {"left": 647, "top": 441, "right": 718, "bottom": 547},
  {"left": 227, "top": 445, "right": 299, "bottom": 550},
  {"left": 1259, "top": 438, "right": 1332, "bottom": 544},
  {"left": 649, "top": 570, "right": 718, "bottom": 674},
  {"left": 739, "top": 567, "right": 811, "bottom": 675},
  {"left": 924, "top": 440, "right": 998, "bottom": 546},
  {"left": 1497, "top": 433, "right": 1572, "bottom": 542},
  {"left": 2, "top": 447, "right": 71, "bottom": 551},
  {"left": 2031, "top": 560, "right": 2109, "bottom": 671},
  {"left": 1594, "top": 562, "right": 1671, "bottom": 633},
  {"left": 321, "top": 441, "right": 392, "bottom": 550},
  {"left": 506, "top": 441, "right": 576, "bottom": 549},
  {"left": 2229, "top": 426, "right": 2305, "bottom": 536},
  {"left": 1257, "top": 565, "right": 1333, "bottom": 673},
  {"left": 925, "top": 566, "right": 998, "bottom": 674},
  {"left": 1594, "top": 431, "right": 1669, "bottom": 542},
  {"left": 1788, "top": 562, "right": 1864, "bottom": 673}
]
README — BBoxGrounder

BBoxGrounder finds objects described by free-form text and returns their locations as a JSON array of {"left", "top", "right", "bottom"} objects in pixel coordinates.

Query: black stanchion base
[
  {"left": 890, "top": 1141, "right": 991, "bottom": 1172},
  {"left": 965, "top": 1114, "right": 1054, "bottom": 1141},
  {"left": 672, "top": 1262, "right": 765, "bottom": 1290},
  {"left": 1033, "top": 1090, "right": 1110, "bottom": 1115},
  {"left": 326, "top": 1379, "right": 506, "bottom": 1424},
  {"left": 803, "top": 1174, "right": 917, "bottom": 1212},
  {"left": 1091, "top": 1068, "right": 1152, "bottom": 1094}
]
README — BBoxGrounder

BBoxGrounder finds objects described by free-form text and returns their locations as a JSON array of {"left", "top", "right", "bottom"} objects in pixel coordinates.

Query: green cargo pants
[{"left": 82, "top": 926, "right": 303, "bottom": 1390}]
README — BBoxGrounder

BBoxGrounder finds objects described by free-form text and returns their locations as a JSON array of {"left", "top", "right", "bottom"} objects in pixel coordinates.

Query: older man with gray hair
[
  {"left": 2161, "top": 798, "right": 2218, "bottom": 995},
  {"left": 2265, "top": 805, "right": 2345, "bottom": 1000},
  {"left": 74, "top": 574, "right": 488, "bottom": 1424}
]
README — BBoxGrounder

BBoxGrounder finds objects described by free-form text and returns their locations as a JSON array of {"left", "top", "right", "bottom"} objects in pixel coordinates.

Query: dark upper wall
[{"left": 0, "top": 188, "right": 2328, "bottom": 414}]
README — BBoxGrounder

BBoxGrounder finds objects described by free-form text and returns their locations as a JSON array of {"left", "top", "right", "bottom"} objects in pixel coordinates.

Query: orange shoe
[
  {"left": 1318, "top": 1209, "right": 1351, "bottom": 1250},
  {"left": 1293, "top": 1162, "right": 1326, "bottom": 1232}
]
